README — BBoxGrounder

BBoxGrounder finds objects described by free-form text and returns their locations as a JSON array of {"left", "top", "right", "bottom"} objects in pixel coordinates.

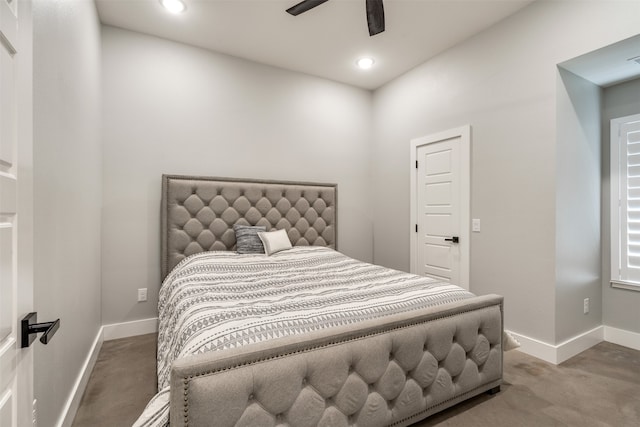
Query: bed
[{"left": 134, "top": 175, "right": 504, "bottom": 427}]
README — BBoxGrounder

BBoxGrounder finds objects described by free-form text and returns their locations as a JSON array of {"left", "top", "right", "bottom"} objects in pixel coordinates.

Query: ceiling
[
  {"left": 560, "top": 34, "right": 640, "bottom": 88},
  {"left": 96, "top": 0, "right": 534, "bottom": 90}
]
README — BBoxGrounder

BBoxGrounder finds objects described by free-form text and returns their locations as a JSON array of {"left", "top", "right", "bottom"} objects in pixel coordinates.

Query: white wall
[
  {"left": 101, "top": 26, "right": 373, "bottom": 325},
  {"left": 602, "top": 77, "right": 640, "bottom": 334},
  {"left": 33, "top": 0, "right": 102, "bottom": 426},
  {"left": 372, "top": 0, "right": 640, "bottom": 344},
  {"left": 555, "top": 68, "right": 602, "bottom": 343}
]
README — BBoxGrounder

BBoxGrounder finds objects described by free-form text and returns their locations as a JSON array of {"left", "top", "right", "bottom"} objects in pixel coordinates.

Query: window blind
[{"left": 617, "top": 119, "right": 640, "bottom": 284}]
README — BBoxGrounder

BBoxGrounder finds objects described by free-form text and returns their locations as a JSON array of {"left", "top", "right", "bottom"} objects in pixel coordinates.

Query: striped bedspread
[{"left": 133, "top": 246, "right": 475, "bottom": 427}]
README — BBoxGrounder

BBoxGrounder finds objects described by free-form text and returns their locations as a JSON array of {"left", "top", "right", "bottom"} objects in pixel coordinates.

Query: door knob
[
  {"left": 444, "top": 236, "right": 459, "bottom": 243},
  {"left": 21, "top": 312, "right": 60, "bottom": 348}
]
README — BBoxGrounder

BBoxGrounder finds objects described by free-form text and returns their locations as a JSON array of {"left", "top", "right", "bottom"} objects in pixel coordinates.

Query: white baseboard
[
  {"left": 103, "top": 317, "right": 158, "bottom": 341},
  {"left": 57, "top": 326, "right": 104, "bottom": 427},
  {"left": 507, "top": 326, "right": 604, "bottom": 365},
  {"left": 507, "top": 330, "right": 557, "bottom": 364},
  {"left": 604, "top": 326, "right": 640, "bottom": 351},
  {"left": 555, "top": 326, "right": 604, "bottom": 364}
]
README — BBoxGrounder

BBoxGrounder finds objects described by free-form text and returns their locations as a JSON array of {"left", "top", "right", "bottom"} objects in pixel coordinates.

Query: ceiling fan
[{"left": 286, "top": 0, "right": 385, "bottom": 37}]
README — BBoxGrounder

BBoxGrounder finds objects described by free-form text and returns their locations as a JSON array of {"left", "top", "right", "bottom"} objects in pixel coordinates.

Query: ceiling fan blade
[
  {"left": 366, "top": 0, "right": 385, "bottom": 36},
  {"left": 286, "top": 0, "right": 330, "bottom": 16}
]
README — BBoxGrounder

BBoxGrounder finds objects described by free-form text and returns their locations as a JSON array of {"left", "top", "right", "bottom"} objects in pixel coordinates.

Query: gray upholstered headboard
[{"left": 161, "top": 175, "right": 337, "bottom": 279}]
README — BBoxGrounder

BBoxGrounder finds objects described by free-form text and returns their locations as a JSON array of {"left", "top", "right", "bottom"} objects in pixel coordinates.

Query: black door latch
[
  {"left": 21, "top": 312, "right": 60, "bottom": 348},
  {"left": 444, "top": 236, "right": 459, "bottom": 243}
]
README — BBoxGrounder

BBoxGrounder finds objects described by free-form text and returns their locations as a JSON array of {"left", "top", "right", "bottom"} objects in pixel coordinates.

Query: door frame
[{"left": 410, "top": 125, "right": 471, "bottom": 289}]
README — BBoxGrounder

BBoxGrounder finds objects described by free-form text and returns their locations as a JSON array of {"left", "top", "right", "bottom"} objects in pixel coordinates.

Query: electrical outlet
[
  {"left": 472, "top": 219, "right": 481, "bottom": 232},
  {"left": 583, "top": 298, "right": 589, "bottom": 314},
  {"left": 138, "top": 288, "right": 148, "bottom": 302}
]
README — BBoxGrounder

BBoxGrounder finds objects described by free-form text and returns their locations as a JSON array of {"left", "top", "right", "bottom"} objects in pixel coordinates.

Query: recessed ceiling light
[
  {"left": 160, "top": 0, "right": 186, "bottom": 14},
  {"left": 356, "top": 57, "right": 375, "bottom": 70}
]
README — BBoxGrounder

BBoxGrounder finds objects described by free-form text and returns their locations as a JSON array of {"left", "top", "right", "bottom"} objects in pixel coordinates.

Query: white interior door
[
  {"left": 410, "top": 126, "right": 470, "bottom": 289},
  {"left": 0, "top": 0, "right": 33, "bottom": 426},
  {"left": 417, "top": 139, "right": 460, "bottom": 283}
]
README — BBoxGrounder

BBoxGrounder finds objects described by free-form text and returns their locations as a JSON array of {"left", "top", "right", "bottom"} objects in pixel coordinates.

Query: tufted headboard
[{"left": 161, "top": 175, "right": 337, "bottom": 280}]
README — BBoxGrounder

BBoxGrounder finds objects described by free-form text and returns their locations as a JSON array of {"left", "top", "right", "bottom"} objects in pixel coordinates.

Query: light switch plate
[{"left": 472, "top": 219, "right": 481, "bottom": 232}]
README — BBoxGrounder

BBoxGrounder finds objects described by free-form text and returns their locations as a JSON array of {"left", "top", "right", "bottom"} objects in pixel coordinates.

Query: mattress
[{"left": 134, "top": 246, "right": 476, "bottom": 427}]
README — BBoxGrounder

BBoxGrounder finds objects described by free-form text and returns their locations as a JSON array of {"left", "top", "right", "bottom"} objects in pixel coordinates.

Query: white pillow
[{"left": 257, "top": 229, "right": 292, "bottom": 256}]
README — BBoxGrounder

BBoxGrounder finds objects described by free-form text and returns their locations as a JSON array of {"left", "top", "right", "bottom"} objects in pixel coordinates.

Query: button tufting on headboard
[{"left": 161, "top": 175, "right": 337, "bottom": 280}]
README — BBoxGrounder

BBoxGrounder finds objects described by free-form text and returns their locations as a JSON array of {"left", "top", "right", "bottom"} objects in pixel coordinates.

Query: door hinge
[
  {"left": 415, "top": 224, "right": 418, "bottom": 233},
  {"left": 415, "top": 160, "right": 418, "bottom": 169}
]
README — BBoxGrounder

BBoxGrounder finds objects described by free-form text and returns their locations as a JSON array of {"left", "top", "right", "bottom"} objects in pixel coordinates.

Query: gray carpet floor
[{"left": 72, "top": 335, "right": 640, "bottom": 427}]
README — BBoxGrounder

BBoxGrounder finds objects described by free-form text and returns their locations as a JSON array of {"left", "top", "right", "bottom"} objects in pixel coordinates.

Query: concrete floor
[
  {"left": 72, "top": 333, "right": 157, "bottom": 427},
  {"left": 72, "top": 335, "right": 640, "bottom": 427},
  {"left": 415, "top": 341, "right": 640, "bottom": 426}
]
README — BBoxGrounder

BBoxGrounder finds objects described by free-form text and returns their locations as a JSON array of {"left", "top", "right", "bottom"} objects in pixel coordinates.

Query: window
[{"left": 611, "top": 114, "right": 640, "bottom": 290}]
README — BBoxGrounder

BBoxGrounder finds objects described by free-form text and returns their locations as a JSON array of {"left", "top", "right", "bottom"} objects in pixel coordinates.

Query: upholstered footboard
[{"left": 170, "top": 294, "right": 503, "bottom": 427}]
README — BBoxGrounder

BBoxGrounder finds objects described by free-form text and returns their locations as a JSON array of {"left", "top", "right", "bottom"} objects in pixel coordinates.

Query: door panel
[
  {"left": 424, "top": 149, "right": 451, "bottom": 175},
  {"left": 0, "top": 390, "right": 12, "bottom": 425},
  {"left": 411, "top": 127, "right": 470, "bottom": 289},
  {"left": 0, "top": 0, "right": 32, "bottom": 425},
  {"left": 418, "top": 139, "right": 460, "bottom": 284},
  {"left": 423, "top": 213, "right": 451, "bottom": 236},
  {"left": 415, "top": 135, "right": 463, "bottom": 286},
  {"left": 424, "top": 243, "right": 450, "bottom": 269},
  {"left": 0, "top": 37, "right": 15, "bottom": 164},
  {"left": 424, "top": 182, "right": 451, "bottom": 206},
  {"left": 0, "top": 223, "right": 13, "bottom": 341}
]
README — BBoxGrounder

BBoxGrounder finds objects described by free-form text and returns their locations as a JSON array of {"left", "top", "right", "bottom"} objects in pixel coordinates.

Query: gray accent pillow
[{"left": 233, "top": 225, "right": 266, "bottom": 254}]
